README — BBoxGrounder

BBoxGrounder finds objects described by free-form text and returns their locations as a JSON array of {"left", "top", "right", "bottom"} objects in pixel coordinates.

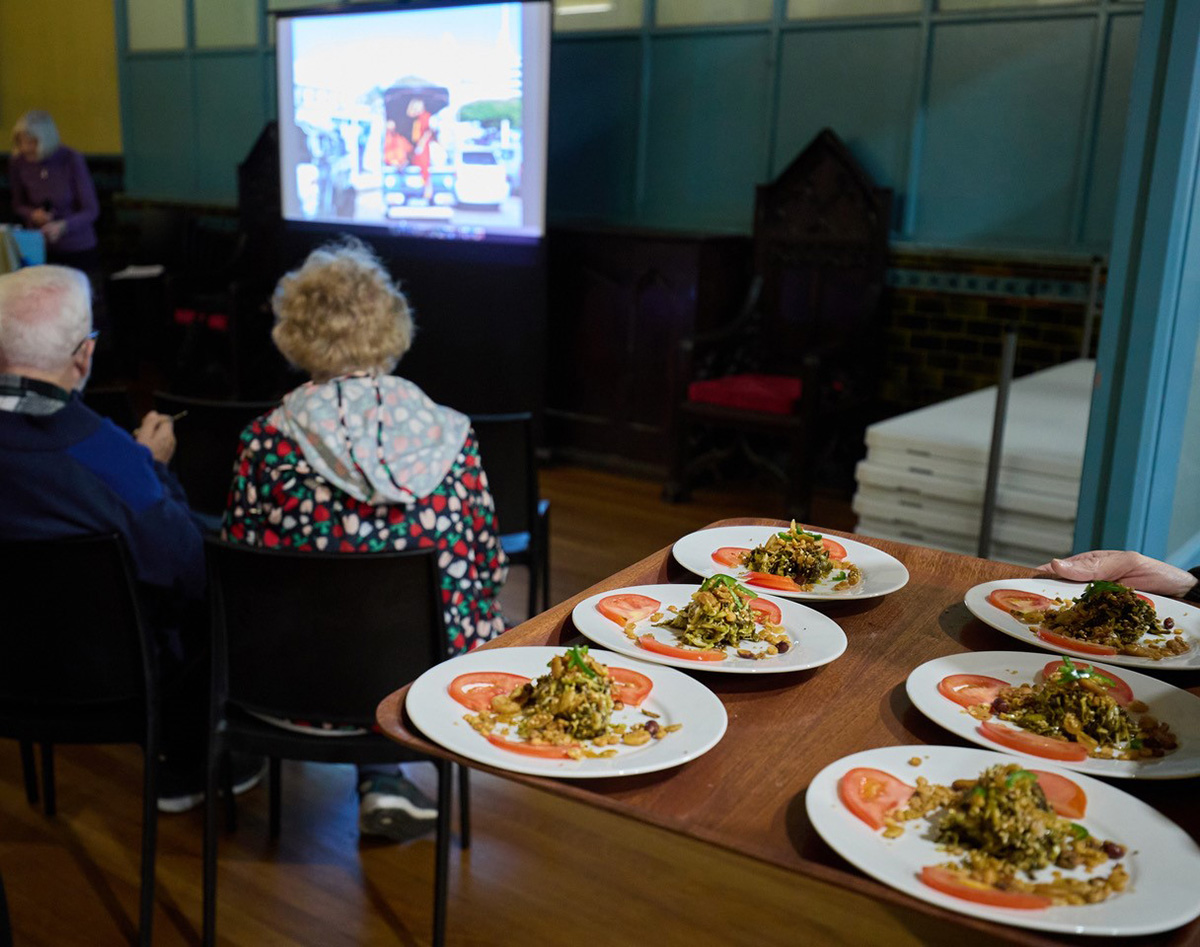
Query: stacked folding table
[{"left": 853, "top": 359, "right": 1094, "bottom": 567}]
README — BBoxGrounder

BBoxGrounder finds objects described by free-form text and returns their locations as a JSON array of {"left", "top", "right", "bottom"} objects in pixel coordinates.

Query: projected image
[{"left": 277, "top": 2, "right": 547, "bottom": 242}]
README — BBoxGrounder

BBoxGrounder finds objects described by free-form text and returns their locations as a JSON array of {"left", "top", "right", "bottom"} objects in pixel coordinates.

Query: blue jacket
[{"left": 0, "top": 393, "right": 205, "bottom": 602}]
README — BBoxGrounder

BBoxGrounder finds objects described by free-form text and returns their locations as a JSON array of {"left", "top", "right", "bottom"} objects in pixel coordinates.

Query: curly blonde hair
[{"left": 271, "top": 238, "right": 414, "bottom": 379}]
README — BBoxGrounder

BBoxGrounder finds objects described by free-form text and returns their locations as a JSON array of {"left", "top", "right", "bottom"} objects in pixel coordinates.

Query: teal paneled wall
[
  {"left": 116, "top": 2, "right": 1142, "bottom": 252},
  {"left": 643, "top": 33, "right": 772, "bottom": 232},
  {"left": 194, "top": 54, "right": 267, "bottom": 202},
  {"left": 123, "top": 58, "right": 194, "bottom": 199},
  {"left": 775, "top": 25, "right": 921, "bottom": 228},
  {"left": 1082, "top": 13, "right": 1140, "bottom": 246},
  {"left": 546, "top": 37, "right": 641, "bottom": 223},
  {"left": 917, "top": 17, "right": 1093, "bottom": 247}
]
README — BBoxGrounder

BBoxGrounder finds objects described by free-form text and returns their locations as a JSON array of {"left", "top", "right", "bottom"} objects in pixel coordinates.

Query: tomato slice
[
  {"left": 838, "top": 767, "right": 914, "bottom": 831},
  {"left": 747, "top": 596, "right": 782, "bottom": 625},
  {"left": 483, "top": 733, "right": 577, "bottom": 758},
  {"left": 637, "top": 634, "right": 727, "bottom": 662},
  {"left": 987, "top": 588, "right": 1055, "bottom": 614},
  {"left": 1029, "top": 770, "right": 1087, "bottom": 819},
  {"left": 712, "top": 546, "right": 750, "bottom": 568},
  {"left": 977, "top": 720, "right": 1089, "bottom": 762},
  {"left": 821, "top": 537, "right": 847, "bottom": 560},
  {"left": 937, "top": 674, "right": 1007, "bottom": 710},
  {"left": 1040, "top": 659, "right": 1133, "bottom": 706},
  {"left": 1136, "top": 593, "right": 1155, "bottom": 609},
  {"left": 743, "top": 571, "right": 804, "bottom": 593},
  {"left": 447, "top": 672, "right": 530, "bottom": 713},
  {"left": 609, "top": 666, "right": 653, "bottom": 706},
  {"left": 918, "top": 866, "right": 1051, "bottom": 910},
  {"left": 596, "top": 593, "right": 661, "bottom": 627},
  {"left": 1035, "top": 628, "right": 1118, "bottom": 656}
]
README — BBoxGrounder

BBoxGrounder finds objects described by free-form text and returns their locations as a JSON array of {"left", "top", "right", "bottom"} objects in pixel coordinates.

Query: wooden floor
[{"left": 0, "top": 469, "right": 966, "bottom": 946}]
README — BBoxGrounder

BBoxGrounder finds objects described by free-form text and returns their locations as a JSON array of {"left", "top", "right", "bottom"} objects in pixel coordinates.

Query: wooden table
[{"left": 378, "top": 519, "right": 1200, "bottom": 946}]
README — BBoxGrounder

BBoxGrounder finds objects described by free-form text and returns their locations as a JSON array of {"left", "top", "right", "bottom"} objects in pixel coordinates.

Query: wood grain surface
[{"left": 379, "top": 518, "right": 1200, "bottom": 947}]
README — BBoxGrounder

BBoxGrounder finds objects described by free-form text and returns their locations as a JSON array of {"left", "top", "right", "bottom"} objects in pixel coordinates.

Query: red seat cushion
[{"left": 686, "top": 373, "right": 802, "bottom": 415}]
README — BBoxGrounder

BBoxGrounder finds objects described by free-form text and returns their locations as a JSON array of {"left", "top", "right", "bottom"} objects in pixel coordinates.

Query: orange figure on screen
[
  {"left": 383, "top": 119, "right": 411, "bottom": 168},
  {"left": 405, "top": 98, "right": 435, "bottom": 201}
]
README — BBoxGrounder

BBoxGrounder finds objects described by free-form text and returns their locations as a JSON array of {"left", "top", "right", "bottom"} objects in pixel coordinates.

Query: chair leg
[
  {"left": 138, "top": 744, "right": 159, "bottom": 947},
  {"left": 18, "top": 740, "right": 38, "bottom": 806},
  {"left": 0, "top": 868, "right": 12, "bottom": 947},
  {"left": 202, "top": 735, "right": 222, "bottom": 947},
  {"left": 222, "top": 752, "right": 237, "bottom": 832},
  {"left": 539, "top": 519, "right": 550, "bottom": 615},
  {"left": 525, "top": 559, "right": 538, "bottom": 622},
  {"left": 268, "top": 757, "right": 282, "bottom": 840},
  {"left": 457, "top": 763, "right": 470, "bottom": 850},
  {"left": 432, "top": 758, "right": 453, "bottom": 947},
  {"left": 40, "top": 743, "right": 55, "bottom": 817}
]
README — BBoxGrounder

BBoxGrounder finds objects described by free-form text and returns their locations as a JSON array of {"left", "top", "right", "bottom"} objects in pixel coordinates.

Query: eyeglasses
[{"left": 72, "top": 329, "right": 99, "bottom": 356}]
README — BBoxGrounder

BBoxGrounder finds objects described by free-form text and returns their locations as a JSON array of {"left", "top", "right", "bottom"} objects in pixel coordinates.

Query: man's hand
[
  {"left": 41, "top": 219, "right": 67, "bottom": 243},
  {"left": 1034, "top": 550, "right": 1198, "bottom": 598},
  {"left": 134, "top": 411, "right": 177, "bottom": 464}
]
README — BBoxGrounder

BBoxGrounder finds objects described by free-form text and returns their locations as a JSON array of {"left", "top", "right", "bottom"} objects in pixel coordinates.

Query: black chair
[
  {"left": 0, "top": 868, "right": 12, "bottom": 947},
  {"left": 469, "top": 412, "right": 550, "bottom": 621},
  {"left": 152, "top": 392, "right": 278, "bottom": 526},
  {"left": 202, "top": 539, "right": 469, "bottom": 947},
  {"left": 0, "top": 534, "right": 161, "bottom": 947}
]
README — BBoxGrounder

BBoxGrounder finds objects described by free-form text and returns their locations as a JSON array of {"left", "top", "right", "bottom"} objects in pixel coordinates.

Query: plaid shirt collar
[{"left": 0, "top": 374, "right": 71, "bottom": 416}]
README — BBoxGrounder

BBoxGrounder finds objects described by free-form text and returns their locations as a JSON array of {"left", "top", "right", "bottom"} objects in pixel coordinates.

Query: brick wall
[{"left": 879, "top": 249, "right": 1104, "bottom": 417}]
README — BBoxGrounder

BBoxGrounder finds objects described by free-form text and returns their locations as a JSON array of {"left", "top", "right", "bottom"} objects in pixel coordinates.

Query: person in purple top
[{"left": 8, "top": 110, "right": 99, "bottom": 269}]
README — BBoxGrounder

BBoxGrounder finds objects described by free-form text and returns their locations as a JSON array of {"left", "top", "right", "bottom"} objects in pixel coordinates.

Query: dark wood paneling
[{"left": 545, "top": 226, "right": 751, "bottom": 468}]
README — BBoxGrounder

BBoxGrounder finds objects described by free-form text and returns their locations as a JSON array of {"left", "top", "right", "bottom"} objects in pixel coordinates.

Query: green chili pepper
[
  {"left": 1082, "top": 579, "right": 1128, "bottom": 600},
  {"left": 567, "top": 645, "right": 596, "bottom": 678},
  {"left": 1130, "top": 738, "right": 1143, "bottom": 750},
  {"left": 831, "top": 572, "right": 847, "bottom": 582},
  {"left": 700, "top": 574, "right": 754, "bottom": 599},
  {"left": 1056, "top": 654, "right": 1115, "bottom": 689},
  {"left": 971, "top": 785, "right": 987, "bottom": 799},
  {"left": 1005, "top": 769, "right": 1037, "bottom": 788},
  {"left": 1069, "top": 823, "right": 1089, "bottom": 840}
]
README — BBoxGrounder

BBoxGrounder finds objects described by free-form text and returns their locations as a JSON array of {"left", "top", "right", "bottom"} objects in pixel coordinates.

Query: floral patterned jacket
[{"left": 222, "top": 415, "right": 508, "bottom": 654}]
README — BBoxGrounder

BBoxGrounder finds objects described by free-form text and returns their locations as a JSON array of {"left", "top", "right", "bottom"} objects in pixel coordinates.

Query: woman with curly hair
[{"left": 222, "top": 237, "right": 508, "bottom": 841}]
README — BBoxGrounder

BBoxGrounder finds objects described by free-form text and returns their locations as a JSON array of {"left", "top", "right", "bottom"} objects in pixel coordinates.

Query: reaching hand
[
  {"left": 29, "top": 208, "right": 52, "bottom": 227},
  {"left": 41, "top": 219, "right": 67, "bottom": 243},
  {"left": 1034, "top": 550, "right": 1198, "bottom": 598},
  {"left": 134, "top": 411, "right": 177, "bottom": 464}
]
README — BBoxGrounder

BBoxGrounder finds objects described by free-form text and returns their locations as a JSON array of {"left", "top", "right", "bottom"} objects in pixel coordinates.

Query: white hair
[
  {"left": 12, "top": 110, "right": 60, "bottom": 160},
  {"left": 0, "top": 266, "right": 92, "bottom": 373}
]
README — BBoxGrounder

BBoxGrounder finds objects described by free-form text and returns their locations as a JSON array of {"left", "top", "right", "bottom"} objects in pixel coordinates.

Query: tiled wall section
[{"left": 880, "top": 249, "right": 1104, "bottom": 416}]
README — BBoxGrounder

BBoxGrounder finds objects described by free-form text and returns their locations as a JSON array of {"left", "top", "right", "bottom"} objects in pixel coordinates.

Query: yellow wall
[{"left": 0, "top": 0, "right": 122, "bottom": 154}]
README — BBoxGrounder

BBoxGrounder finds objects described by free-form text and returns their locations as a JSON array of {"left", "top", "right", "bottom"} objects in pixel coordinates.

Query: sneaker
[
  {"left": 157, "top": 753, "right": 266, "bottom": 814},
  {"left": 358, "top": 774, "right": 438, "bottom": 842}
]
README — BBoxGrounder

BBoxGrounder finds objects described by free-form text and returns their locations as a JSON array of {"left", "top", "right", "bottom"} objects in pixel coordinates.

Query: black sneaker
[
  {"left": 358, "top": 774, "right": 438, "bottom": 842},
  {"left": 157, "top": 753, "right": 266, "bottom": 814}
]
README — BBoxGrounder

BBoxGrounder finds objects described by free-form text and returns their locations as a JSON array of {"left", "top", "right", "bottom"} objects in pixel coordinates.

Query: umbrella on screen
[{"left": 384, "top": 77, "right": 451, "bottom": 124}]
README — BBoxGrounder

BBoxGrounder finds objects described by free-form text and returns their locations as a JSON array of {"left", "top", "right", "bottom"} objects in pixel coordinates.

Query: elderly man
[{"left": 0, "top": 264, "right": 259, "bottom": 811}]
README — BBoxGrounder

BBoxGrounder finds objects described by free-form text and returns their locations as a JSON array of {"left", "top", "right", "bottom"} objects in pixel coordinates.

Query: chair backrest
[
  {"left": 205, "top": 539, "right": 447, "bottom": 729},
  {"left": 751, "top": 128, "right": 891, "bottom": 381},
  {"left": 468, "top": 412, "right": 537, "bottom": 540},
  {"left": 152, "top": 392, "right": 278, "bottom": 517},
  {"left": 0, "top": 534, "right": 153, "bottom": 710}
]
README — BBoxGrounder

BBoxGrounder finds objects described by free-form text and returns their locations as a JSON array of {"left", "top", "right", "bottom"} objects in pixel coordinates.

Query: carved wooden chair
[{"left": 663, "top": 129, "right": 891, "bottom": 520}]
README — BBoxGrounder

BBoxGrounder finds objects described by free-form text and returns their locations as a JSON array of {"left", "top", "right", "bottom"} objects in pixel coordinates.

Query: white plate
[
  {"left": 806, "top": 744, "right": 1200, "bottom": 937},
  {"left": 405, "top": 646, "right": 727, "bottom": 778},
  {"left": 906, "top": 651, "right": 1200, "bottom": 779},
  {"left": 671, "top": 526, "right": 909, "bottom": 601},
  {"left": 571, "top": 584, "right": 847, "bottom": 674},
  {"left": 964, "top": 578, "right": 1200, "bottom": 671}
]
